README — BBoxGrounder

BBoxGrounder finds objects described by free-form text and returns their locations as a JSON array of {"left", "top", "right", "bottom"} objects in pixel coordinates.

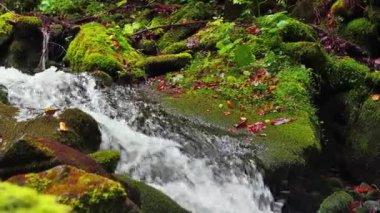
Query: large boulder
[
  {"left": 0, "top": 181, "right": 71, "bottom": 213},
  {"left": 88, "top": 150, "right": 121, "bottom": 173},
  {"left": 0, "top": 137, "right": 109, "bottom": 179},
  {"left": 0, "top": 105, "right": 101, "bottom": 153},
  {"left": 7, "top": 165, "right": 131, "bottom": 213},
  {"left": 64, "top": 22, "right": 144, "bottom": 79}
]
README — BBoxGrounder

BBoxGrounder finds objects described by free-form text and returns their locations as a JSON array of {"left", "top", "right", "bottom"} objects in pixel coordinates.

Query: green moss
[
  {"left": 89, "top": 150, "right": 120, "bottom": 173},
  {"left": 0, "top": 106, "right": 101, "bottom": 155},
  {"left": 329, "top": 57, "right": 370, "bottom": 91},
  {"left": 15, "top": 15, "right": 42, "bottom": 29},
  {"left": 162, "top": 41, "right": 188, "bottom": 54},
  {"left": 345, "top": 98, "right": 380, "bottom": 181},
  {"left": 0, "top": 12, "right": 15, "bottom": 45},
  {"left": 318, "top": 191, "right": 353, "bottom": 213},
  {"left": 158, "top": 27, "right": 193, "bottom": 51},
  {"left": 343, "top": 18, "right": 377, "bottom": 53},
  {"left": 59, "top": 108, "right": 101, "bottom": 152},
  {"left": 0, "top": 182, "right": 71, "bottom": 213},
  {"left": 141, "top": 53, "right": 192, "bottom": 77},
  {"left": 282, "top": 41, "right": 333, "bottom": 75},
  {"left": 168, "top": 2, "right": 211, "bottom": 24},
  {"left": 138, "top": 39, "right": 157, "bottom": 55},
  {"left": 8, "top": 165, "right": 128, "bottom": 213},
  {"left": 257, "top": 12, "right": 317, "bottom": 42},
  {"left": 330, "top": 0, "right": 349, "bottom": 17},
  {"left": 116, "top": 175, "right": 188, "bottom": 213},
  {"left": 65, "top": 23, "right": 143, "bottom": 78}
]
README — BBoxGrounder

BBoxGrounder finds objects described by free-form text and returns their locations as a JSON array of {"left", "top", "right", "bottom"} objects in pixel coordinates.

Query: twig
[
  {"left": 0, "top": 2, "right": 10, "bottom": 12},
  {"left": 133, "top": 20, "right": 208, "bottom": 36}
]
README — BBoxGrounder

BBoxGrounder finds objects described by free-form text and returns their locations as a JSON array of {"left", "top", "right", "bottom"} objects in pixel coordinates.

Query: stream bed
[{"left": 0, "top": 66, "right": 276, "bottom": 213}]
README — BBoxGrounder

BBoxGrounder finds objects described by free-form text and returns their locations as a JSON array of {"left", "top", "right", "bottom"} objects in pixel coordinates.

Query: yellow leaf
[
  {"left": 44, "top": 108, "right": 59, "bottom": 116},
  {"left": 371, "top": 94, "right": 380, "bottom": 101},
  {"left": 59, "top": 122, "right": 70, "bottom": 132}
]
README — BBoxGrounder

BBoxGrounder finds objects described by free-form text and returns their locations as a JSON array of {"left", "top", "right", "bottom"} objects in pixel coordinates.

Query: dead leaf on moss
[
  {"left": 371, "top": 94, "right": 380, "bottom": 101},
  {"left": 58, "top": 122, "right": 70, "bottom": 132},
  {"left": 44, "top": 108, "right": 59, "bottom": 116}
]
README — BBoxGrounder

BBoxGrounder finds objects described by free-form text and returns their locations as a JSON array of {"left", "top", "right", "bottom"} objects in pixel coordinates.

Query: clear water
[{"left": 0, "top": 67, "right": 274, "bottom": 213}]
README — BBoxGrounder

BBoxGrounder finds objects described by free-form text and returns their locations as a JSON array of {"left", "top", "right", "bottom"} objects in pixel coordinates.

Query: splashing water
[{"left": 0, "top": 67, "right": 275, "bottom": 213}]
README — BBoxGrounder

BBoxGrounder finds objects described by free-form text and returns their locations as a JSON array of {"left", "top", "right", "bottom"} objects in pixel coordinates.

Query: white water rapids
[{"left": 0, "top": 67, "right": 275, "bottom": 213}]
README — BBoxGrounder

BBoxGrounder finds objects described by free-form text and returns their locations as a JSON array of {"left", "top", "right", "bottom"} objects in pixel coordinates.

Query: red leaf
[
  {"left": 234, "top": 117, "right": 248, "bottom": 129},
  {"left": 247, "top": 122, "right": 267, "bottom": 134}
]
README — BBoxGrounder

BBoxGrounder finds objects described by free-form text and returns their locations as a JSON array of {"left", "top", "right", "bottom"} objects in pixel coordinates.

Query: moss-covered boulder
[
  {"left": 0, "top": 105, "right": 101, "bottom": 153},
  {"left": 141, "top": 53, "right": 192, "bottom": 77},
  {"left": 7, "top": 165, "right": 130, "bottom": 213},
  {"left": 318, "top": 191, "right": 353, "bottom": 213},
  {"left": 345, "top": 98, "right": 380, "bottom": 182},
  {"left": 0, "top": 182, "right": 71, "bottom": 213},
  {"left": 116, "top": 175, "right": 188, "bottom": 213},
  {"left": 0, "top": 13, "right": 43, "bottom": 72},
  {"left": 343, "top": 18, "right": 378, "bottom": 55},
  {"left": 257, "top": 12, "right": 318, "bottom": 42},
  {"left": 65, "top": 22, "right": 143, "bottom": 79},
  {"left": 89, "top": 150, "right": 121, "bottom": 173},
  {"left": 328, "top": 57, "right": 370, "bottom": 91}
]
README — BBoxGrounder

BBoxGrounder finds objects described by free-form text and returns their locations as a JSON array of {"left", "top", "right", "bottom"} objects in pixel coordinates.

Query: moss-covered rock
[
  {"left": 157, "top": 2, "right": 211, "bottom": 51},
  {"left": 116, "top": 175, "right": 188, "bottom": 213},
  {"left": 0, "top": 85, "right": 8, "bottom": 104},
  {"left": 328, "top": 57, "right": 370, "bottom": 91},
  {"left": 0, "top": 105, "right": 101, "bottom": 153},
  {"left": 257, "top": 12, "right": 318, "bottom": 42},
  {"left": 89, "top": 150, "right": 120, "bottom": 173},
  {"left": 318, "top": 191, "right": 353, "bottom": 213},
  {"left": 65, "top": 23, "right": 143, "bottom": 79},
  {"left": 0, "top": 181, "right": 71, "bottom": 213},
  {"left": 345, "top": 98, "right": 380, "bottom": 182},
  {"left": 141, "top": 53, "right": 192, "bottom": 77},
  {"left": 343, "top": 18, "right": 378, "bottom": 55},
  {"left": 8, "top": 165, "right": 129, "bottom": 213},
  {"left": 91, "top": 70, "right": 113, "bottom": 87}
]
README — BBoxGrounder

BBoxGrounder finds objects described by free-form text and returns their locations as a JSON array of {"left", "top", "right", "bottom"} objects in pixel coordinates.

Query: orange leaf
[
  {"left": 371, "top": 94, "right": 380, "bottom": 101},
  {"left": 58, "top": 122, "right": 70, "bottom": 132},
  {"left": 224, "top": 111, "right": 231, "bottom": 116},
  {"left": 226, "top": 101, "right": 233, "bottom": 109}
]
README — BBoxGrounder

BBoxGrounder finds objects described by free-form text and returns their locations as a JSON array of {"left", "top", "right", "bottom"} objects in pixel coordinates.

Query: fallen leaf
[
  {"left": 234, "top": 117, "right": 248, "bottom": 128},
  {"left": 44, "top": 107, "right": 59, "bottom": 116},
  {"left": 247, "top": 122, "right": 267, "bottom": 134},
  {"left": 226, "top": 101, "right": 233, "bottom": 109},
  {"left": 224, "top": 111, "right": 231, "bottom": 116},
  {"left": 58, "top": 122, "right": 70, "bottom": 132},
  {"left": 371, "top": 94, "right": 380, "bottom": 101},
  {"left": 271, "top": 118, "right": 296, "bottom": 126}
]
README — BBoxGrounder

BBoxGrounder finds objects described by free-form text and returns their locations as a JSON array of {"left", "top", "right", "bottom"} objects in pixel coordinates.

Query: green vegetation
[
  {"left": 0, "top": 182, "right": 71, "bottom": 213},
  {"left": 318, "top": 191, "right": 353, "bottom": 213},
  {"left": 8, "top": 165, "right": 128, "bottom": 213},
  {"left": 89, "top": 150, "right": 121, "bottom": 173}
]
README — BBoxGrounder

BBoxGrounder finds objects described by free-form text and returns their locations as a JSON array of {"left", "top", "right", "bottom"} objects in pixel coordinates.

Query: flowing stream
[{"left": 0, "top": 67, "right": 275, "bottom": 213}]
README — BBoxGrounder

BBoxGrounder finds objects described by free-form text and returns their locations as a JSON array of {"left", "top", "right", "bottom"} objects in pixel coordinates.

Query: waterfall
[
  {"left": 0, "top": 67, "right": 276, "bottom": 213},
  {"left": 38, "top": 28, "right": 50, "bottom": 70}
]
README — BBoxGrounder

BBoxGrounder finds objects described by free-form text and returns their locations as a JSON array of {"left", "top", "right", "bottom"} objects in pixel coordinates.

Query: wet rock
[
  {"left": 0, "top": 85, "right": 8, "bottom": 104},
  {"left": 7, "top": 165, "right": 131, "bottom": 213},
  {"left": 0, "top": 137, "right": 109, "bottom": 179},
  {"left": 116, "top": 174, "right": 189, "bottom": 213},
  {"left": 0, "top": 105, "right": 101, "bottom": 153}
]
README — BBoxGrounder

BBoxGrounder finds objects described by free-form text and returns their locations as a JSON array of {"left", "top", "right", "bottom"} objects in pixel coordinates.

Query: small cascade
[
  {"left": 0, "top": 67, "right": 276, "bottom": 213},
  {"left": 38, "top": 28, "right": 50, "bottom": 70}
]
